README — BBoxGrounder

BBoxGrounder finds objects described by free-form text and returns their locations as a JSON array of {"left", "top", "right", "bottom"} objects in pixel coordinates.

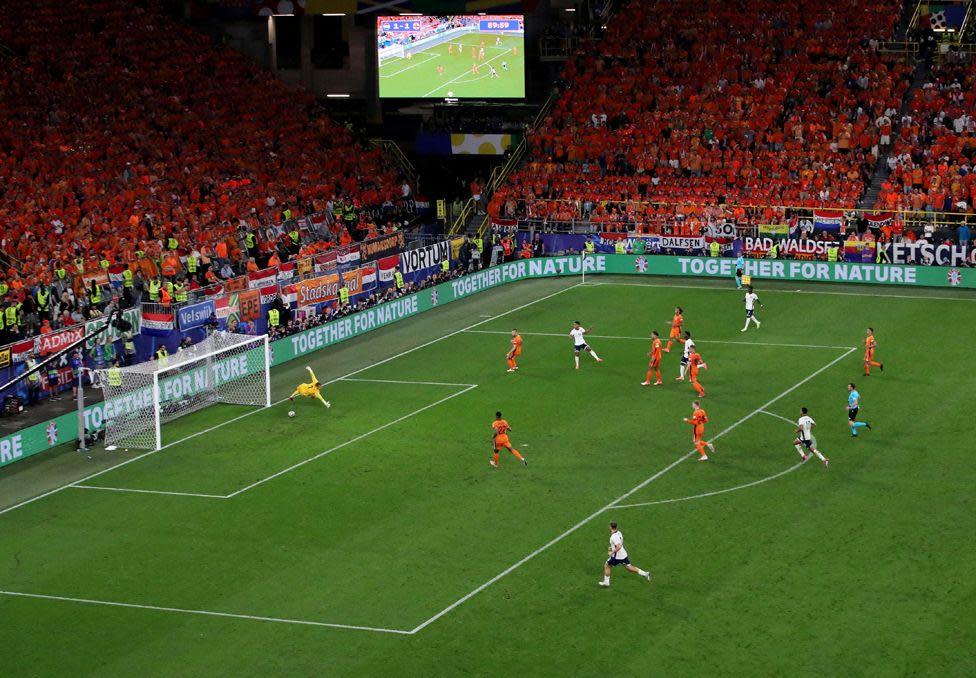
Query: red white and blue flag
[
  {"left": 378, "top": 255, "right": 399, "bottom": 283},
  {"left": 813, "top": 209, "right": 844, "bottom": 232},
  {"left": 142, "top": 311, "right": 174, "bottom": 336}
]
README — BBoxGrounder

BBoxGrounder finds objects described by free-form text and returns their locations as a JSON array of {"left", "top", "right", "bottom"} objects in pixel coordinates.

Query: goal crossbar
[{"left": 95, "top": 332, "right": 271, "bottom": 450}]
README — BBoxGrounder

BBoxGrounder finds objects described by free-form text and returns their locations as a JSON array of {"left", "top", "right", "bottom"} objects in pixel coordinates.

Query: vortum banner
[
  {"left": 5, "top": 253, "right": 974, "bottom": 470},
  {"left": 399, "top": 241, "right": 450, "bottom": 274}
]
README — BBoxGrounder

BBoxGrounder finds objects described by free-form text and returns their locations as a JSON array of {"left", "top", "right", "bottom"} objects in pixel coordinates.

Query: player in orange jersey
[
  {"left": 506, "top": 329, "right": 523, "bottom": 372},
  {"left": 472, "top": 62, "right": 479, "bottom": 75},
  {"left": 471, "top": 46, "right": 477, "bottom": 59},
  {"left": 684, "top": 400, "right": 715, "bottom": 461},
  {"left": 447, "top": 43, "right": 454, "bottom": 55},
  {"left": 490, "top": 411, "right": 526, "bottom": 468},
  {"left": 863, "top": 327, "right": 884, "bottom": 376},
  {"left": 437, "top": 64, "right": 444, "bottom": 76},
  {"left": 641, "top": 330, "right": 664, "bottom": 386},
  {"left": 663, "top": 306, "right": 684, "bottom": 352},
  {"left": 687, "top": 349, "right": 708, "bottom": 397}
]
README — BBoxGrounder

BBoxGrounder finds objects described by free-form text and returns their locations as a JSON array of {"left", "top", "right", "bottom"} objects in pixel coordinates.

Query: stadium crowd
[
  {"left": 875, "top": 63, "right": 976, "bottom": 215},
  {"left": 491, "top": 0, "right": 912, "bottom": 229},
  {"left": 0, "top": 0, "right": 411, "bottom": 347}
]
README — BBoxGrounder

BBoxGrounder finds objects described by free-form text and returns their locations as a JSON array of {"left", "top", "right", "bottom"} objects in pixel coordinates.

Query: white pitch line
[
  {"left": 409, "top": 346, "right": 856, "bottom": 634},
  {"left": 422, "top": 49, "right": 510, "bottom": 97},
  {"left": 69, "top": 485, "right": 227, "bottom": 499},
  {"left": 339, "top": 378, "right": 475, "bottom": 387},
  {"left": 379, "top": 53, "right": 439, "bottom": 78},
  {"left": 759, "top": 410, "right": 798, "bottom": 425},
  {"left": 591, "top": 280, "right": 976, "bottom": 302},
  {"left": 0, "top": 590, "right": 412, "bottom": 635},
  {"left": 612, "top": 458, "right": 809, "bottom": 510},
  {"left": 1, "top": 281, "right": 582, "bottom": 517},
  {"left": 76, "top": 384, "right": 479, "bottom": 499},
  {"left": 224, "top": 385, "right": 478, "bottom": 498},
  {"left": 463, "top": 329, "right": 855, "bottom": 351}
]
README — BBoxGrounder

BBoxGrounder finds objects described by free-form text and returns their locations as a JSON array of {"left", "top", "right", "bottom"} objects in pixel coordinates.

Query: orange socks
[
  {"left": 510, "top": 448, "right": 524, "bottom": 461},
  {"left": 693, "top": 380, "right": 705, "bottom": 397},
  {"left": 695, "top": 441, "right": 708, "bottom": 457},
  {"left": 493, "top": 451, "right": 499, "bottom": 465},
  {"left": 507, "top": 358, "right": 516, "bottom": 369}
]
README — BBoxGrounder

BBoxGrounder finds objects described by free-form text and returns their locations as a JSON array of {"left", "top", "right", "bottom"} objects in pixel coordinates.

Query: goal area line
[{"left": 71, "top": 380, "right": 477, "bottom": 499}]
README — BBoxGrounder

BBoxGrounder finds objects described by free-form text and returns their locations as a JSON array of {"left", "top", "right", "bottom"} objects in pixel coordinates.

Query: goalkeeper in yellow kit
[{"left": 289, "top": 366, "right": 331, "bottom": 408}]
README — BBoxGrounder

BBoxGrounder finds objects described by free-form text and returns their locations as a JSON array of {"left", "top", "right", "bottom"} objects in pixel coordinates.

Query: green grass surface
[
  {"left": 378, "top": 33, "right": 524, "bottom": 99},
  {"left": 1, "top": 275, "right": 975, "bottom": 677}
]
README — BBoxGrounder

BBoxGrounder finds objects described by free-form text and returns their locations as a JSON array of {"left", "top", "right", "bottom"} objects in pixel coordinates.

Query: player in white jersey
[
  {"left": 570, "top": 321, "right": 602, "bottom": 369},
  {"left": 741, "top": 286, "right": 763, "bottom": 332},
  {"left": 600, "top": 521, "right": 651, "bottom": 587},
  {"left": 488, "top": 64, "right": 499, "bottom": 79},
  {"left": 794, "top": 407, "right": 828, "bottom": 467},
  {"left": 501, "top": 60, "right": 508, "bottom": 71},
  {"left": 676, "top": 331, "right": 695, "bottom": 381}
]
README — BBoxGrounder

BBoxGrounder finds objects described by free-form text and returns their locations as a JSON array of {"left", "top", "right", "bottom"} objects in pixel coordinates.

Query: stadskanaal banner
[{"left": 5, "top": 254, "right": 975, "bottom": 469}]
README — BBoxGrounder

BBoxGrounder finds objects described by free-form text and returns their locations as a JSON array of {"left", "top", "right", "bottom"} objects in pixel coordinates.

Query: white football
[
  {"left": 447, "top": 91, "right": 454, "bottom": 97},
  {"left": 288, "top": 410, "right": 296, "bottom": 418}
]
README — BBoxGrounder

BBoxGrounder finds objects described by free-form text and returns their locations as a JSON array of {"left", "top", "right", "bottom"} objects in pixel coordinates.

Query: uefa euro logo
[
  {"left": 947, "top": 268, "right": 963, "bottom": 286},
  {"left": 635, "top": 256, "right": 649, "bottom": 273}
]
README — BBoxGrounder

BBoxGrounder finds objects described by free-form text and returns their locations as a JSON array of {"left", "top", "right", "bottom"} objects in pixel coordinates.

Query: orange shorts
[
  {"left": 511, "top": 348, "right": 522, "bottom": 357},
  {"left": 864, "top": 350, "right": 874, "bottom": 361},
  {"left": 669, "top": 327, "right": 682, "bottom": 339},
  {"left": 648, "top": 358, "right": 660, "bottom": 368},
  {"left": 494, "top": 434, "right": 511, "bottom": 449},
  {"left": 693, "top": 426, "right": 704, "bottom": 441}
]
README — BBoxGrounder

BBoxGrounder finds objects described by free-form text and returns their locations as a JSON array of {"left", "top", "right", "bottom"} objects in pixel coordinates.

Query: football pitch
[
  {"left": 1, "top": 275, "right": 974, "bottom": 676},
  {"left": 378, "top": 33, "right": 524, "bottom": 99}
]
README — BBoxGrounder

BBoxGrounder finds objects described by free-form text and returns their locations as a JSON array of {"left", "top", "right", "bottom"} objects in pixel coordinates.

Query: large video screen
[{"left": 377, "top": 15, "right": 525, "bottom": 99}]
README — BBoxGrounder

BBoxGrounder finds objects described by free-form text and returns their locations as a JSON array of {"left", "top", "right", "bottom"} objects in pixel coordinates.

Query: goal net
[{"left": 95, "top": 332, "right": 271, "bottom": 450}]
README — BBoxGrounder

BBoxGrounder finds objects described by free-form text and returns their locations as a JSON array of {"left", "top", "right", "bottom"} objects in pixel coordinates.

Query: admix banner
[{"left": 6, "top": 254, "right": 975, "bottom": 470}]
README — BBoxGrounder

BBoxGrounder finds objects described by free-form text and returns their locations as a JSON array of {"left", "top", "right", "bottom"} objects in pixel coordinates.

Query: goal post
[{"left": 95, "top": 332, "right": 272, "bottom": 450}]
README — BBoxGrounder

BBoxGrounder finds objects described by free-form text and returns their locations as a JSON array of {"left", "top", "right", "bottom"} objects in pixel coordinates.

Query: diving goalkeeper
[{"left": 289, "top": 366, "right": 331, "bottom": 408}]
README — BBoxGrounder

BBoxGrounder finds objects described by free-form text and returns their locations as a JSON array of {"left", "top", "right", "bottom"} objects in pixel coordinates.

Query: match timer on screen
[{"left": 480, "top": 20, "right": 517, "bottom": 30}]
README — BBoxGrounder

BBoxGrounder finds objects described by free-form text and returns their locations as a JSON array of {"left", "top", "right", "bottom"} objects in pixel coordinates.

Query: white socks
[
  {"left": 589, "top": 350, "right": 600, "bottom": 361},
  {"left": 602, "top": 575, "right": 610, "bottom": 585}
]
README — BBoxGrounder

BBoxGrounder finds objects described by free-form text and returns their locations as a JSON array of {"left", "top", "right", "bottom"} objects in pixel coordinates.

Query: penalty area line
[
  {"left": 464, "top": 329, "right": 856, "bottom": 351},
  {"left": 0, "top": 590, "right": 413, "bottom": 635},
  {"left": 409, "top": 346, "right": 856, "bottom": 634},
  {"left": 1, "top": 281, "right": 581, "bottom": 517}
]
